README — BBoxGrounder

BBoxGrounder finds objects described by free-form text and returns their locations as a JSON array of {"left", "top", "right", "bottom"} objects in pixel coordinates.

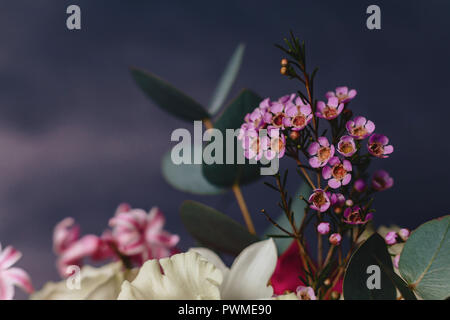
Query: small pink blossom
[
  {"left": 316, "top": 97, "right": 344, "bottom": 120},
  {"left": 372, "top": 170, "right": 394, "bottom": 191},
  {"left": 326, "top": 86, "right": 357, "bottom": 103},
  {"left": 0, "top": 244, "right": 34, "bottom": 300},
  {"left": 394, "top": 255, "right": 400, "bottom": 269},
  {"left": 317, "top": 222, "right": 330, "bottom": 235},
  {"left": 354, "top": 179, "right": 366, "bottom": 192},
  {"left": 109, "top": 205, "right": 179, "bottom": 265},
  {"left": 329, "top": 233, "right": 342, "bottom": 246},
  {"left": 309, "top": 189, "right": 331, "bottom": 212},
  {"left": 399, "top": 228, "right": 410, "bottom": 241},
  {"left": 343, "top": 206, "right": 373, "bottom": 225},
  {"left": 241, "top": 129, "right": 267, "bottom": 161},
  {"left": 346, "top": 116, "right": 375, "bottom": 140},
  {"left": 385, "top": 231, "right": 398, "bottom": 245},
  {"left": 330, "top": 193, "right": 346, "bottom": 207},
  {"left": 308, "top": 137, "right": 335, "bottom": 168},
  {"left": 264, "top": 128, "right": 286, "bottom": 160},
  {"left": 284, "top": 97, "right": 312, "bottom": 131},
  {"left": 367, "top": 134, "right": 394, "bottom": 158},
  {"left": 296, "top": 286, "right": 317, "bottom": 300},
  {"left": 322, "top": 156, "right": 352, "bottom": 189},
  {"left": 337, "top": 135, "right": 357, "bottom": 157}
]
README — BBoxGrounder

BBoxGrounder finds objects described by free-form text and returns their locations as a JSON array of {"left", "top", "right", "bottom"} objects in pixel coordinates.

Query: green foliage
[
  {"left": 130, "top": 68, "right": 209, "bottom": 122},
  {"left": 399, "top": 215, "right": 450, "bottom": 300},
  {"left": 180, "top": 200, "right": 260, "bottom": 256},
  {"left": 202, "top": 89, "right": 262, "bottom": 187},
  {"left": 343, "top": 233, "right": 397, "bottom": 300}
]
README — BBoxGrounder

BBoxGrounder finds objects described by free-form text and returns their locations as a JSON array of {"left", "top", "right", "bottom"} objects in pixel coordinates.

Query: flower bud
[
  {"left": 385, "top": 231, "right": 397, "bottom": 245},
  {"left": 280, "top": 66, "right": 288, "bottom": 75},
  {"left": 317, "top": 222, "right": 330, "bottom": 235},
  {"left": 398, "top": 228, "right": 410, "bottom": 241},
  {"left": 331, "top": 291, "right": 340, "bottom": 300},
  {"left": 329, "top": 233, "right": 342, "bottom": 245},
  {"left": 323, "top": 278, "right": 331, "bottom": 286},
  {"left": 281, "top": 58, "right": 288, "bottom": 66},
  {"left": 289, "top": 130, "right": 300, "bottom": 140},
  {"left": 345, "top": 199, "right": 353, "bottom": 207}
]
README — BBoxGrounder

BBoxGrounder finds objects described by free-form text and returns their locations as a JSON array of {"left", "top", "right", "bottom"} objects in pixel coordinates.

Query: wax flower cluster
[{"left": 238, "top": 86, "right": 394, "bottom": 243}]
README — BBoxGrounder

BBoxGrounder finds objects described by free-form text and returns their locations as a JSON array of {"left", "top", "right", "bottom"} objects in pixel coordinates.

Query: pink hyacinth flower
[
  {"left": 329, "top": 233, "right": 342, "bottom": 246},
  {"left": 308, "top": 189, "right": 331, "bottom": 212},
  {"left": 337, "top": 135, "right": 357, "bottom": 157},
  {"left": 367, "top": 134, "right": 394, "bottom": 158},
  {"left": 372, "top": 170, "right": 394, "bottom": 191},
  {"left": 53, "top": 217, "right": 80, "bottom": 255},
  {"left": 296, "top": 286, "right": 317, "bottom": 300},
  {"left": 385, "top": 231, "right": 398, "bottom": 245},
  {"left": 0, "top": 244, "right": 34, "bottom": 300},
  {"left": 322, "top": 157, "right": 352, "bottom": 189},
  {"left": 308, "top": 137, "right": 335, "bottom": 168},
  {"left": 343, "top": 206, "right": 373, "bottom": 225},
  {"left": 316, "top": 97, "right": 344, "bottom": 120},
  {"left": 326, "top": 86, "right": 357, "bottom": 103},
  {"left": 317, "top": 222, "right": 330, "bottom": 235},
  {"left": 110, "top": 206, "right": 179, "bottom": 265},
  {"left": 346, "top": 116, "right": 375, "bottom": 140},
  {"left": 284, "top": 97, "right": 312, "bottom": 131}
]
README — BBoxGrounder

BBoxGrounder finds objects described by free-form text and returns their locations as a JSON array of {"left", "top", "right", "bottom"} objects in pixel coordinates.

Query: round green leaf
[
  {"left": 399, "top": 215, "right": 450, "bottom": 300},
  {"left": 180, "top": 200, "right": 259, "bottom": 256},
  {"left": 343, "top": 233, "right": 397, "bottom": 300},
  {"left": 130, "top": 68, "right": 209, "bottom": 122}
]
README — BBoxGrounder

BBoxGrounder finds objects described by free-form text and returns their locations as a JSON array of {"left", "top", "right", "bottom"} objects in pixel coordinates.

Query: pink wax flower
[
  {"left": 284, "top": 97, "right": 312, "bottom": 131},
  {"left": 317, "top": 222, "right": 330, "bottom": 235},
  {"left": 309, "top": 189, "right": 331, "bottom": 212},
  {"left": 322, "top": 156, "right": 352, "bottom": 189},
  {"left": 241, "top": 129, "right": 267, "bottom": 161},
  {"left": 385, "top": 231, "right": 398, "bottom": 245},
  {"left": 326, "top": 86, "right": 357, "bottom": 103},
  {"left": 337, "top": 135, "right": 357, "bottom": 157},
  {"left": 109, "top": 205, "right": 179, "bottom": 265},
  {"left": 329, "top": 233, "right": 342, "bottom": 245},
  {"left": 394, "top": 255, "right": 400, "bottom": 269},
  {"left": 316, "top": 97, "right": 344, "bottom": 120},
  {"left": 372, "top": 170, "right": 394, "bottom": 191},
  {"left": 343, "top": 206, "right": 373, "bottom": 225},
  {"left": 0, "top": 244, "right": 34, "bottom": 300},
  {"left": 308, "top": 137, "right": 335, "bottom": 168},
  {"left": 264, "top": 128, "right": 286, "bottom": 160},
  {"left": 367, "top": 134, "right": 394, "bottom": 158},
  {"left": 353, "top": 179, "right": 367, "bottom": 193},
  {"left": 296, "top": 286, "right": 317, "bottom": 300},
  {"left": 346, "top": 116, "right": 375, "bottom": 140},
  {"left": 264, "top": 101, "right": 289, "bottom": 129},
  {"left": 330, "top": 193, "right": 346, "bottom": 207},
  {"left": 399, "top": 228, "right": 410, "bottom": 241}
]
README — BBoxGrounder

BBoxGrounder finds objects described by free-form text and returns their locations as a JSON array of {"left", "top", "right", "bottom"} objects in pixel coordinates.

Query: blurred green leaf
[
  {"left": 399, "top": 215, "right": 450, "bottom": 300},
  {"left": 264, "top": 183, "right": 310, "bottom": 254},
  {"left": 130, "top": 68, "right": 210, "bottom": 122},
  {"left": 202, "top": 89, "right": 262, "bottom": 187},
  {"left": 343, "top": 233, "right": 397, "bottom": 300},
  {"left": 180, "top": 200, "right": 259, "bottom": 256},
  {"left": 161, "top": 142, "right": 225, "bottom": 195},
  {"left": 208, "top": 43, "right": 245, "bottom": 115}
]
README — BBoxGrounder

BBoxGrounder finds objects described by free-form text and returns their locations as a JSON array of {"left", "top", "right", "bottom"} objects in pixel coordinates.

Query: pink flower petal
[
  {"left": 0, "top": 246, "right": 22, "bottom": 270},
  {"left": 3, "top": 268, "right": 34, "bottom": 294}
]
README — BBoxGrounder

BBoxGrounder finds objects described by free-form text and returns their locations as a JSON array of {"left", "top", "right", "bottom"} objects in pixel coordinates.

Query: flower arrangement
[{"left": 1, "top": 33, "right": 448, "bottom": 301}]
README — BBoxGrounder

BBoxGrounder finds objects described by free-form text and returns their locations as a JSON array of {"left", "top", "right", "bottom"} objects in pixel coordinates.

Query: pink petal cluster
[
  {"left": 346, "top": 116, "right": 375, "bottom": 140},
  {"left": 329, "top": 233, "right": 342, "bottom": 245},
  {"left": 316, "top": 97, "right": 344, "bottom": 120},
  {"left": 322, "top": 156, "right": 352, "bottom": 189},
  {"left": 343, "top": 206, "right": 373, "bottom": 225},
  {"left": 308, "top": 189, "right": 331, "bottom": 212},
  {"left": 367, "top": 134, "right": 394, "bottom": 158},
  {"left": 109, "top": 205, "right": 180, "bottom": 265},
  {"left": 385, "top": 231, "right": 398, "bottom": 245},
  {"left": 399, "top": 228, "right": 410, "bottom": 241},
  {"left": 372, "top": 170, "right": 394, "bottom": 191},
  {"left": 326, "top": 86, "right": 357, "bottom": 103},
  {"left": 317, "top": 222, "right": 330, "bottom": 235},
  {"left": 296, "top": 285, "right": 317, "bottom": 300},
  {"left": 0, "top": 244, "right": 34, "bottom": 300},
  {"left": 308, "top": 137, "right": 335, "bottom": 168},
  {"left": 337, "top": 135, "right": 357, "bottom": 157},
  {"left": 284, "top": 97, "right": 313, "bottom": 131}
]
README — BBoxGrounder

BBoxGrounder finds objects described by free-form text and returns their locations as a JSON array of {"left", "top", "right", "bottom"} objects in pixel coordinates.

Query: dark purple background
[{"left": 0, "top": 0, "right": 448, "bottom": 296}]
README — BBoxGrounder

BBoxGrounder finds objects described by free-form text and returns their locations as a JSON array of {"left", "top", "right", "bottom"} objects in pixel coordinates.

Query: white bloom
[
  {"left": 117, "top": 239, "right": 278, "bottom": 300},
  {"left": 31, "top": 262, "right": 133, "bottom": 300}
]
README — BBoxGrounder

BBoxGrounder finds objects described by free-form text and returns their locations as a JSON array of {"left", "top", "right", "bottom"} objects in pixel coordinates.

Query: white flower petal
[
  {"left": 188, "top": 247, "right": 230, "bottom": 277},
  {"left": 117, "top": 251, "right": 222, "bottom": 300},
  {"left": 220, "top": 239, "right": 277, "bottom": 300}
]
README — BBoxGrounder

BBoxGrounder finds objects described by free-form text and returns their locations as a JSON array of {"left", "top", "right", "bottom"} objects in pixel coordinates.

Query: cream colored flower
[
  {"left": 31, "top": 262, "right": 133, "bottom": 300},
  {"left": 118, "top": 251, "right": 222, "bottom": 300}
]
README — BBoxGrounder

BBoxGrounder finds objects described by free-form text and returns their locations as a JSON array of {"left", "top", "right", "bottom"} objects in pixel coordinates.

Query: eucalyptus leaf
[
  {"left": 398, "top": 215, "right": 450, "bottom": 300},
  {"left": 343, "top": 233, "right": 397, "bottom": 300},
  {"left": 180, "top": 200, "right": 259, "bottom": 256},
  {"left": 202, "top": 89, "right": 263, "bottom": 187},
  {"left": 130, "top": 68, "right": 210, "bottom": 122},
  {"left": 208, "top": 43, "right": 245, "bottom": 115},
  {"left": 264, "top": 183, "right": 310, "bottom": 254},
  {"left": 161, "top": 143, "right": 225, "bottom": 195}
]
